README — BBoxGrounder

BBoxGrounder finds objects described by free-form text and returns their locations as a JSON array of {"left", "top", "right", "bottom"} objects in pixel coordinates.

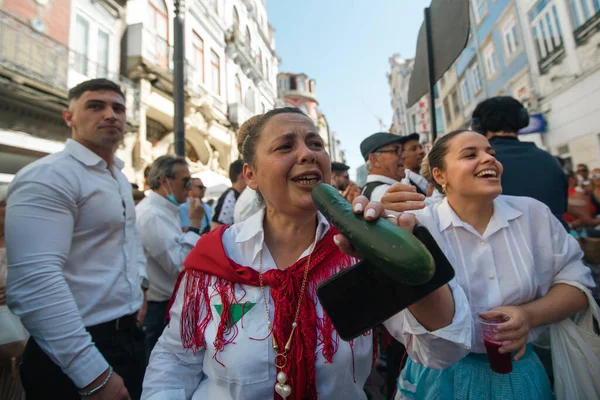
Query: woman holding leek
[
  {"left": 142, "top": 108, "right": 472, "bottom": 400},
  {"left": 382, "top": 130, "right": 595, "bottom": 399}
]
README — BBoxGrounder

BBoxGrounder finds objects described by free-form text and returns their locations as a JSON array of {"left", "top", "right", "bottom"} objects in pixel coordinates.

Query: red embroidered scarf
[{"left": 168, "top": 225, "right": 355, "bottom": 400}]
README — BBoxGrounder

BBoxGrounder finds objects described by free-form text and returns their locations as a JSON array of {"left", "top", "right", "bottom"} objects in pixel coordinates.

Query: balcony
[
  {"left": 538, "top": 44, "right": 566, "bottom": 75},
  {"left": 574, "top": 10, "right": 600, "bottom": 44},
  {"left": 126, "top": 23, "right": 173, "bottom": 75},
  {"left": 229, "top": 103, "right": 252, "bottom": 126},
  {"left": 0, "top": 10, "right": 69, "bottom": 94},
  {"left": 225, "top": 27, "right": 264, "bottom": 83},
  {"left": 0, "top": 10, "right": 139, "bottom": 126}
]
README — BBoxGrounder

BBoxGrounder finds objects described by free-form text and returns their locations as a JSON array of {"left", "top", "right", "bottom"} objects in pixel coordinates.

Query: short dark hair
[
  {"left": 147, "top": 155, "right": 188, "bottom": 190},
  {"left": 331, "top": 162, "right": 350, "bottom": 172},
  {"left": 68, "top": 78, "right": 125, "bottom": 102},
  {"left": 229, "top": 159, "right": 245, "bottom": 183},
  {"left": 471, "top": 96, "right": 529, "bottom": 134}
]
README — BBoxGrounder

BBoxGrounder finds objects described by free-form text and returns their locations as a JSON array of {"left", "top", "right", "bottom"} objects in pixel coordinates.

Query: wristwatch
[
  {"left": 188, "top": 226, "right": 201, "bottom": 235},
  {"left": 140, "top": 277, "right": 150, "bottom": 291}
]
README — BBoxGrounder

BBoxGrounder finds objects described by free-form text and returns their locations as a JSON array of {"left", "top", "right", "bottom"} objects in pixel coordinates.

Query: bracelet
[{"left": 78, "top": 366, "right": 113, "bottom": 397}]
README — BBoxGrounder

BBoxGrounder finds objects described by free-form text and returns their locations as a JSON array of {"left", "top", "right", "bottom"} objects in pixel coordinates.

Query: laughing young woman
[
  {"left": 142, "top": 109, "right": 473, "bottom": 400},
  {"left": 382, "top": 130, "right": 595, "bottom": 400}
]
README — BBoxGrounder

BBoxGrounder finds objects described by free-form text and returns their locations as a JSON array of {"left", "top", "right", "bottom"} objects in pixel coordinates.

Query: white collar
[
  {"left": 366, "top": 174, "right": 398, "bottom": 186},
  {"left": 147, "top": 191, "right": 181, "bottom": 215},
  {"left": 233, "top": 208, "right": 331, "bottom": 262},
  {"left": 64, "top": 139, "right": 124, "bottom": 170},
  {"left": 437, "top": 196, "right": 523, "bottom": 238}
]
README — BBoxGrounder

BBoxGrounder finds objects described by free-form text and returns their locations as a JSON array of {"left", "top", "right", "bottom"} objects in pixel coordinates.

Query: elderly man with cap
[{"left": 331, "top": 161, "right": 361, "bottom": 202}]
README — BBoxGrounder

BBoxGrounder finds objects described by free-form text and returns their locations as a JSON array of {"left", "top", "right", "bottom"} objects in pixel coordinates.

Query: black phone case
[{"left": 316, "top": 224, "right": 456, "bottom": 341}]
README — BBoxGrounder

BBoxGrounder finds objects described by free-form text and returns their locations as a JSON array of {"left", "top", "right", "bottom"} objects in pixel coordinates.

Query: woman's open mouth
[
  {"left": 474, "top": 169, "right": 499, "bottom": 179},
  {"left": 291, "top": 173, "right": 322, "bottom": 186}
]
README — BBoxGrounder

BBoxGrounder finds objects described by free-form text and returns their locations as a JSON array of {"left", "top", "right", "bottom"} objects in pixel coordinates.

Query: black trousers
[
  {"left": 142, "top": 300, "right": 170, "bottom": 361},
  {"left": 20, "top": 314, "right": 146, "bottom": 400}
]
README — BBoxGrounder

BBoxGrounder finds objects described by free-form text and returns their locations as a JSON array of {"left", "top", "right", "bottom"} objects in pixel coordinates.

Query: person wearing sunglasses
[
  {"left": 180, "top": 178, "right": 212, "bottom": 234},
  {"left": 135, "top": 155, "right": 206, "bottom": 360}
]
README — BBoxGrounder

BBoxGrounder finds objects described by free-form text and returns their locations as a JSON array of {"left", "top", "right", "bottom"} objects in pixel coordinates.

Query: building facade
[
  {"left": 0, "top": 0, "right": 279, "bottom": 191},
  {"left": 277, "top": 71, "right": 345, "bottom": 162},
  {"left": 518, "top": 0, "right": 600, "bottom": 169}
]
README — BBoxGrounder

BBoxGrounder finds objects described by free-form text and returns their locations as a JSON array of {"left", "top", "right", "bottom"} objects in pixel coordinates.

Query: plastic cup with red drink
[{"left": 478, "top": 313, "right": 513, "bottom": 374}]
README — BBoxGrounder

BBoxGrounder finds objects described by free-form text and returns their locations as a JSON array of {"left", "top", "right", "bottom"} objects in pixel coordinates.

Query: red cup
[{"left": 478, "top": 314, "right": 513, "bottom": 374}]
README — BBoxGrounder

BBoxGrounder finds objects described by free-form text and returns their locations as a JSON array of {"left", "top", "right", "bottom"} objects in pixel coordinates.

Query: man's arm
[{"left": 5, "top": 168, "right": 109, "bottom": 389}]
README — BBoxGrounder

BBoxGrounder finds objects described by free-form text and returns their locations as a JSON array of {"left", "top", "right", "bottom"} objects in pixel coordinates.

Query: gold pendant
[{"left": 274, "top": 371, "right": 291, "bottom": 398}]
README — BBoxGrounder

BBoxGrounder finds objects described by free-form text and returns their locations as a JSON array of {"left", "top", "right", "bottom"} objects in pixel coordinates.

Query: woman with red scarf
[{"left": 142, "top": 108, "right": 472, "bottom": 400}]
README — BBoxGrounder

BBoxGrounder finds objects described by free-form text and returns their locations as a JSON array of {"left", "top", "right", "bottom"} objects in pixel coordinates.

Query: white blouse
[
  {"left": 142, "top": 210, "right": 472, "bottom": 400},
  {"left": 411, "top": 195, "right": 595, "bottom": 353}
]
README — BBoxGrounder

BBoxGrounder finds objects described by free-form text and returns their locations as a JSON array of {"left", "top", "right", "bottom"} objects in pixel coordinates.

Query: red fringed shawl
[{"left": 168, "top": 225, "right": 364, "bottom": 400}]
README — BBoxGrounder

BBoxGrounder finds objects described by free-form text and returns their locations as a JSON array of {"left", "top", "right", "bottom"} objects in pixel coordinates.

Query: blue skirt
[{"left": 395, "top": 345, "right": 552, "bottom": 400}]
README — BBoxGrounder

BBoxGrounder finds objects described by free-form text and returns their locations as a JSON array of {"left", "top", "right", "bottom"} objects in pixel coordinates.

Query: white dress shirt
[
  {"left": 136, "top": 192, "right": 201, "bottom": 302},
  {"left": 142, "top": 209, "right": 472, "bottom": 400},
  {"left": 234, "top": 187, "right": 263, "bottom": 224},
  {"left": 405, "top": 170, "right": 429, "bottom": 194},
  {"left": 364, "top": 174, "right": 399, "bottom": 202},
  {"left": 411, "top": 195, "right": 595, "bottom": 353},
  {"left": 5, "top": 139, "right": 147, "bottom": 388}
]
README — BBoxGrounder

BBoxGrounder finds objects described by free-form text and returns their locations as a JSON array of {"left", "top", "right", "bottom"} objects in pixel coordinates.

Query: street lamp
[{"left": 173, "top": 0, "right": 186, "bottom": 157}]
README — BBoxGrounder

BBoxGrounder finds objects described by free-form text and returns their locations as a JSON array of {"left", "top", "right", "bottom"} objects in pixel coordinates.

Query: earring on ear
[{"left": 442, "top": 183, "right": 447, "bottom": 193}]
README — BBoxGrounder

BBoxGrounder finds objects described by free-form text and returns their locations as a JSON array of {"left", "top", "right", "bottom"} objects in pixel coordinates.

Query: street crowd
[{"left": 0, "top": 78, "right": 598, "bottom": 400}]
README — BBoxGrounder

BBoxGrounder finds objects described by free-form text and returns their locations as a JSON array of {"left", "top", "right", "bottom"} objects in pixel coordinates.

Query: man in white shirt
[
  {"left": 6, "top": 79, "right": 147, "bottom": 399},
  {"left": 402, "top": 133, "right": 429, "bottom": 195},
  {"left": 136, "top": 155, "right": 205, "bottom": 358},
  {"left": 211, "top": 159, "right": 246, "bottom": 229},
  {"left": 180, "top": 177, "right": 212, "bottom": 233},
  {"left": 234, "top": 187, "right": 263, "bottom": 223},
  {"left": 360, "top": 132, "right": 409, "bottom": 202}
]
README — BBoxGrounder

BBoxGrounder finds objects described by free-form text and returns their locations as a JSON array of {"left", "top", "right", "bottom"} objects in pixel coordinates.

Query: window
[
  {"left": 234, "top": 75, "right": 242, "bottom": 103},
  {"left": 258, "top": 49, "right": 263, "bottom": 74},
  {"left": 289, "top": 76, "right": 297, "bottom": 90},
  {"left": 192, "top": 32, "right": 204, "bottom": 83},
  {"left": 245, "top": 87, "right": 255, "bottom": 112},
  {"left": 278, "top": 77, "right": 287, "bottom": 90},
  {"left": 74, "top": 15, "right": 89, "bottom": 75},
  {"left": 472, "top": 0, "right": 488, "bottom": 23},
  {"left": 443, "top": 97, "right": 452, "bottom": 125},
  {"left": 483, "top": 43, "right": 497, "bottom": 77},
  {"left": 245, "top": 26, "right": 251, "bottom": 48},
  {"left": 450, "top": 89, "right": 460, "bottom": 116},
  {"left": 459, "top": 79, "right": 470, "bottom": 105},
  {"left": 265, "top": 59, "right": 270, "bottom": 80},
  {"left": 502, "top": 16, "right": 520, "bottom": 58},
  {"left": 211, "top": 50, "right": 220, "bottom": 95},
  {"left": 568, "top": 0, "right": 599, "bottom": 29},
  {"left": 298, "top": 78, "right": 306, "bottom": 92},
  {"left": 149, "top": 0, "right": 168, "bottom": 69},
  {"left": 97, "top": 30, "right": 109, "bottom": 76},
  {"left": 233, "top": 7, "right": 240, "bottom": 30},
  {"left": 470, "top": 63, "right": 482, "bottom": 94},
  {"left": 529, "top": 2, "right": 563, "bottom": 62}
]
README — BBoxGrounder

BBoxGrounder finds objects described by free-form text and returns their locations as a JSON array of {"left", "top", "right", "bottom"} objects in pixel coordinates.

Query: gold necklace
[{"left": 258, "top": 242, "right": 314, "bottom": 399}]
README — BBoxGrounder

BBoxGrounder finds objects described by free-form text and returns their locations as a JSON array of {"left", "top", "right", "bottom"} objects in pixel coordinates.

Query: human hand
[
  {"left": 333, "top": 195, "right": 417, "bottom": 258},
  {"left": 341, "top": 181, "right": 361, "bottom": 203},
  {"left": 381, "top": 183, "right": 426, "bottom": 213},
  {"left": 81, "top": 370, "right": 130, "bottom": 400},
  {"left": 188, "top": 198, "right": 205, "bottom": 227},
  {"left": 478, "top": 306, "right": 531, "bottom": 361}
]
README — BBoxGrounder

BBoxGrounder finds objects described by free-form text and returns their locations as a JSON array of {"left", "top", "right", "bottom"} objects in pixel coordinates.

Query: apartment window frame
[
  {"left": 483, "top": 42, "right": 498, "bottom": 78},
  {"left": 469, "top": 62, "right": 483, "bottom": 94},
  {"left": 211, "top": 50, "right": 221, "bottom": 95},
  {"left": 443, "top": 97, "right": 453, "bottom": 126},
  {"left": 192, "top": 31, "right": 205, "bottom": 83},
  {"left": 97, "top": 28, "right": 110, "bottom": 76},
  {"left": 501, "top": 16, "right": 520, "bottom": 60},
  {"left": 234, "top": 75, "right": 242, "bottom": 103},
  {"left": 472, "top": 0, "right": 488, "bottom": 24},
  {"left": 459, "top": 78, "right": 470, "bottom": 106}
]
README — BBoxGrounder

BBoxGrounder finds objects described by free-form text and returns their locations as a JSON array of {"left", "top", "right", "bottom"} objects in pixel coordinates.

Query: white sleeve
[
  {"left": 5, "top": 168, "right": 109, "bottom": 388},
  {"left": 370, "top": 184, "right": 391, "bottom": 203},
  {"left": 383, "top": 279, "right": 472, "bottom": 369},
  {"left": 142, "top": 275, "right": 205, "bottom": 400},
  {"left": 137, "top": 213, "right": 199, "bottom": 277}
]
